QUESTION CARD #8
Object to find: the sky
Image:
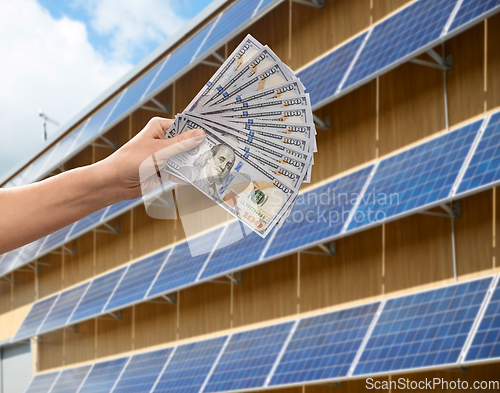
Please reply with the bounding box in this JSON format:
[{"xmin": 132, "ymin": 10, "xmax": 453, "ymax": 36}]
[{"xmin": 0, "ymin": 0, "xmax": 213, "ymax": 178}]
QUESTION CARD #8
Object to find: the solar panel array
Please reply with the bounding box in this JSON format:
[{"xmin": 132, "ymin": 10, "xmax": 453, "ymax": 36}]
[
  {"xmin": 26, "ymin": 276, "xmax": 500, "ymax": 392},
  {"xmin": 2, "ymin": 0, "xmax": 500, "ymax": 282},
  {"xmin": 13, "ymin": 109, "xmax": 500, "ymax": 341}
]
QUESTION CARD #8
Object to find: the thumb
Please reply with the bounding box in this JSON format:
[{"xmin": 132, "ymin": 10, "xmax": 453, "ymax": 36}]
[{"xmin": 154, "ymin": 128, "xmax": 206, "ymax": 167}]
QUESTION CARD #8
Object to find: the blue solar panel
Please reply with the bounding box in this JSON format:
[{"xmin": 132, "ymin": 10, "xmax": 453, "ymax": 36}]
[
  {"xmin": 146, "ymin": 20, "xmax": 214, "ymax": 96},
  {"xmin": 11, "ymin": 237, "xmax": 47, "ymax": 270},
  {"xmin": 255, "ymin": 0, "xmax": 280, "ymax": 13},
  {"xmin": 153, "ymin": 337, "xmax": 227, "ymax": 393},
  {"xmin": 353, "ymin": 277, "xmax": 492, "ymax": 376},
  {"xmin": 343, "ymin": 0, "xmax": 458, "ymax": 91},
  {"xmin": 147, "ymin": 230, "xmax": 222, "ymax": 297},
  {"xmin": 297, "ymin": 32, "xmax": 367, "ymax": 108},
  {"xmin": 348, "ymin": 121, "xmax": 481, "ymax": 232},
  {"xmin": 0, "ymin": 249, "xmax": 20, "ymax": 277},
  {"xmin": 103, "ymin": 63, "xmax": 163, "ymax": 129},
  {"xmin": 39, "ymin": 282, "xmax": 90, "ymax": 333},
  {"xmin": 197, "ymin": 0, "xmax": 261, "ymax": 57},
  {"xmin": 269, "ymin": 303, "xmax": 380, "ymax": 386},
  {"xmin": 203, "ymin": 322, "xmax": 294, "ymax": 392},
  {"xmin": 456, "ymin": 113, "xmax": 500, "ymax": 196},
  {"xmin": 103, "ymin": 197, "xmax": 140, "ymax": 220},
  {"xmin": 104, "ymin": 250, "xmax": 169, "ymax": 312},
  {"xmin": 24, "ymin": 371, "xmax": 60, "ymax": 393},
  {"xmin": 113, "ymin": 348, "xmax": 174, "ymax": 393},
  {"xmin": 13, "ymin": 294, "xmax": 59, "ymax": 341},
  {"xmin": 464, "ymin": 277, "xmax": 500, "ymax": 363},
  {"xmin": 448, "ymin": 0, "xmax": 500, "ymax": 33},
  {"xmin": 70, "ymin": 267, "xmax": 127, "ymax": 324},
  {"xmin": 38, "ymin": 224, "xmax": 75, "ymax": 254},
  {"xmin": 69, "ymin": 207, "xmax": 108, "ymax": 239},
  {"xmin": 50, "ymin": 365, "xmax": 92, "ymax": 393},
  {"xmin": 265, "ymin": 165, "xmax": 373, "ymax": 259},
  {"xmin": 78, "ymin": 358, "xmax": 129, "ymax": 393},
  {"xmin": 199, "ymin": 221, "xmax": 268, "ymax": 280}
]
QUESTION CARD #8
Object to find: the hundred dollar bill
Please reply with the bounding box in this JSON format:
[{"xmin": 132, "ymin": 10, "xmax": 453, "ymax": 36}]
[
  {"xmin": 164, "ymin": 119, "xmax": 299, "ymax": 237},
  {"xmin": 186, "ymin": 35, "xmax": 263, "ymax": 112}
]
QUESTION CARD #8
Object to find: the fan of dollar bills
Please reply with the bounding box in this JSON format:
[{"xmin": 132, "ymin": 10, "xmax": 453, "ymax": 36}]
[{"xmin": 164, "ymin": 35, "xmax": 316, "ymax": 238}]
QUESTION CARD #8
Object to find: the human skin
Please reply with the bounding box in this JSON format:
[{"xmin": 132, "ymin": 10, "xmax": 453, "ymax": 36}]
[{"xmin": 0, "ymin": 117, "xmax": 205, "ymax": 254}]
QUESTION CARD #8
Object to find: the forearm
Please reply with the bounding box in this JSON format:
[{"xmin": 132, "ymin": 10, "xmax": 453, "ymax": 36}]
[{"xmin": 0, "ymin": 161, "xmax": 121, "ymax": 254}]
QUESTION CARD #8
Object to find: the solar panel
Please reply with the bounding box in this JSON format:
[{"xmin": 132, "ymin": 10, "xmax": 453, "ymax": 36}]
[
  {"xmin": 265, "ymin": 165, "xmax": 374, "ymax": 260},
  {"xmin": 198, "ymin": 221, "xmax": 269, "ymax": 281},
  {"xmin": 147, "ymin": 229, "xmax": 222, "ymax": 297},
  {"xmin": 37, "ymin": 223, "xmax": 75, "ymax": 255},
  {"xmin": 297, "ymin": 32, "xmax": 367, "ymax": 108},
  {"xmin": 197, "ymin": 0, "xmax": 261, "ymax": 57},
  {"xmin": 145, "ymin": 20, "xmax": 215, "ymax": 96},
  {"xmin": 455, "ymin": 113, "xmax": 500, "ymax": 196},
  {"xmin": 13, "ymin": 294, "xmax": 59, "ymax": 341},
  {"xmin": 69, "ymin": 207, "xmax": 109, "ymax": 239},
  {"xmin": 254, "ymin": 0, "xmax": 280, "ymax": 14},
  {"xmin": 104, "ymin": 250, "xmax": 170, "ymax": 312},
  {"xmin": 0, "ymin": 249, "xmax": 20, "ymax": 277},
  {"xmin": 269, "ymin": 303, "xmax": 380, "ymax": 386},
  {"xmin": 347, "ymin": 120, "xmax": 482, "ymax": 232},
  {"xmin": 448, "ymin": 0, "xmax": 500, "ymax": 34},
  {"xmin": 103, "ymin": 197, "xmax": 141, "ymax": 220},
  {"xmin": 24, "ymin": 371, "xmax": 60, "ymax": 393},
  {"xmin": 50, "ymin": 365, "xmax": 92, "ymax": 393},
  {"xmin": 353, "ymin": 277, "xmax": 492, "ymax": 376},
  {"xmin": 464, "ymin": 276, "xmax": 500, "ymax": 363},
  {"xmin": 153, "ymin": 337, "xmax": 227, "ymax": 393},
  {"xmin": 112, "ymin": 348, "xmax": 174, "ymax": 393},
  {"xmin": 10, "ymin": 237, "xmax": 46, "ymax": 270},
  {"xmin": 78, "ymin": 358, "xmax": 129, "ymax": 393},
  {"xmin": 343, "ymin": 0, "xmax": 458, "ymax": 91},
  {"xmin": 39, "ymin": 282, "xmax": 90, "ymax": 334},
  {"xmin": 69, "ymin": 267, "xmax": 127, "ymax": 324},
  {"xmin": 203, "ymin": 322, "xmax": 294, "ymax": 392}
]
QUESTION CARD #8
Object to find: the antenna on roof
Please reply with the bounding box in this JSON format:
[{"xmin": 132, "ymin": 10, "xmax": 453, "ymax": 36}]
[{"xmin": 38, "ymin": 109, "xmax": 60, "ymax": 142}]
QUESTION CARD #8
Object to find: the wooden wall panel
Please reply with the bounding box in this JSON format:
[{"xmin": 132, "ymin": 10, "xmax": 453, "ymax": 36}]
[
  {"xmin": 96, "ymin": 308, "xmax": 133, "ymax": 359},
  {"xmin": 134, "ymin": 302, "xmax": 177, "ymax": 351},
  {"xmin": 300, "ymin": 226, "xmax": 383, "ymax": 313},
  {"xmin": 39, "ymin": 330, "xmax": 64, "ymax": 371},
  {"xmin": 310, "ymin": 81, "xmax": 376, "ymax": 184},
  {"xmin": 95, "ymin": 215, "xmax": 131, "ymax": 276},
  {"xmin": 445, "ymin": 23, "xmax": 485, "ymax": 127},
  {"xmin": 64, "ymin": 232, "xmax": 94, "ymax": 289},
  {"xmin": 385, "ymin": 214, "xmax": 453, "ymax": 294},
  {"xmin": 305, "ymin": 377, "xmax": 389, "ymax": 392},
  {"xmin": 38, "ymin": 253, "xmax": 63, "ymax": 299},
  {"xmin": 175, "ymin": 64, "xmax": 216, "ymax": 113},
  {"xmin": 378, "ymin": 61, "xmax": 445, "ymax": 156},
  {"xmin": 455, "ymin": 190, "xmax": 493, "ymax": 276},
  {"xmin": 487, "ymin": 13, "xmax": 500, "ymax": 110},
  {"xmin": 64, "ymin": 319, "xmax": 95, "ymax": 366},
  {"xmin": 11, "ymin": 270, "xmax": 35, "ymax": 310},
  {"xmin": 372, "ymin": 0, "xmax": 413, "ymax": 23},
  {"xmin": 233, "ymin": 255, "xmax": 297, "ymax": 328},
  {"xmin": 179, "ymin": 282, "xmax": 231, "ymax": 340},
  {"xmin": 0, "ymin": 280, "xmax": 11, "ymax": 314}
]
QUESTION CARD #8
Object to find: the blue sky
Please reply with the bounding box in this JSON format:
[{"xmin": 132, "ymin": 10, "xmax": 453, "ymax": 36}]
[{"xmin": 0, "ymin": 0, "xmax": 214, "ymax": 178}]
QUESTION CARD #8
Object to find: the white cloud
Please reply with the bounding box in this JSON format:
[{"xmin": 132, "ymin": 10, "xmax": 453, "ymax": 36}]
[
  {"xmin": 0, "ymin": 0, "xmax": 133, "ymax": 175},
  {"xmin": 77, "ymin": 0, "xmax": 187, "ymax": 62}
]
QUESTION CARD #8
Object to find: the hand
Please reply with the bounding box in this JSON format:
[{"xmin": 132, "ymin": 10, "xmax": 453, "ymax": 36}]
[{"xmin": 95, "ymin": 117, "xmax": 205, "ymax": 202}]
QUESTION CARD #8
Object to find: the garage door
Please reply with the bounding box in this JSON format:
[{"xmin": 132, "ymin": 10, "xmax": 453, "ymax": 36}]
[{"xmin": 1, "ymin": 343, "xmax": 31, "ymax": 393}]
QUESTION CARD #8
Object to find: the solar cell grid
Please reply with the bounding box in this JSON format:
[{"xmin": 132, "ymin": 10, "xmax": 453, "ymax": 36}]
[
  {"xmin": 347, "ymin": 120, "xmax": 482, "ymax": 232},
  {"xmin": 50, "ymin": 365, "xmax": 92, "ymax": 393},
  {"xmin": 13, "ymin": 294, "xmax": 59, "ymax": 341},
  {"xmin": 353, "ymin": 277, "xmax": 493, "ymax": 376},
  {"xmin": 456, "ymin": 113, "xmax": 500, "ymax": 196},
  {"xmin": 448, "ymin": 0, "xmax": 500, "ymax": 33},
  {"xmin": 78, "ymin": 358, "xmax": 129, "ymax": 393},
  {"xmin": 104, "ymin": 196, "xmax": 142, "ymax": 220},
  {"xmin": 269, "ymin": 303, "xmax": 380, "ymax": 386},
  {"xmin": 69, "ymin": 207, "xmax": 109, "ymax": 239},
  {"xmin": 70, "ymin": 267, "xmax": 127, "ymax": 324},
  {"xmin": 464, "ymin": 276, "xmax": 500, "ymax": 363},
  {"xmin": 112, "ymin": 348, "xmax": 174, "ymax": 393},
  {"xmin": 39, "ymin": 282, "xmax": 90, "ymax": 333},
  {"xmin": 0, "ymin": 249, "xmax": 21, "ymax": 277},
  {"xmin": 11, "ymin": 237, "xmax": 46, "ymax": 270},
  {"xmin": 343, "ymin": 0, "xmax": 458, "ymax": 91},
  {"xmin": 38, "ymin": 224, "xmax": 75, "ymax": 255},
  {"xmin": 24, "ymin": 372, "xmax": 60, "ymax": 393},
  {"xmin": 153, "ymin": 337, "xmax": 228, "ymax": 393},
  {"xmin": 104, "ymin": 249, "xmax": 169, "ymax": 312},
  {"xmin": 265, "ymin": 165, "xmax": 373, "ymax": 260},
  {"xmin": 203, "ymin": 322, "xmax": 294, "ymax": 392}
]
